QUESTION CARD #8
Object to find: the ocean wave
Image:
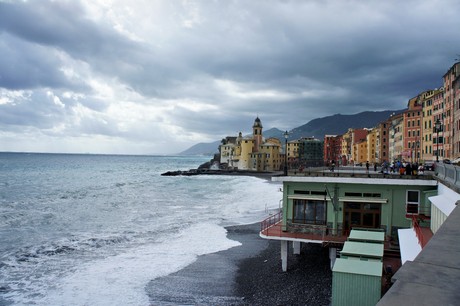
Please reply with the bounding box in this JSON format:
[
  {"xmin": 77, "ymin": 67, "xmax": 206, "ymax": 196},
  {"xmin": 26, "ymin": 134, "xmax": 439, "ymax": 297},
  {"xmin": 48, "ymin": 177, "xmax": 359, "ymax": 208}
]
[
  {"xmin": 2, "ymin": 234, "xmax": 133, "ymax": 268},
  {"xmin": 0, "ymin": 211, "xmax": 27, "ymax": 226}
]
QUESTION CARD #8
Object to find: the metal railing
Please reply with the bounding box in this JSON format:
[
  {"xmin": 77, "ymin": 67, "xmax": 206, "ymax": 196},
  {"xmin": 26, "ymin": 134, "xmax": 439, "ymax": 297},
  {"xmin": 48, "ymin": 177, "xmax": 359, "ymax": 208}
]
[
  {"xmin": 260, "ymin": 211, "xmax": 282, "ymax": 233},
  {"xmin": 260, "ymin": 214, "xmax": 348, "ymax": 243},
  {"xmin": 435, "ymin": 162, "xmax": 460, "ymax": 193},
  {"xmin": 411, "ymin": 215, "xmax": 425, "ymax": 248}
]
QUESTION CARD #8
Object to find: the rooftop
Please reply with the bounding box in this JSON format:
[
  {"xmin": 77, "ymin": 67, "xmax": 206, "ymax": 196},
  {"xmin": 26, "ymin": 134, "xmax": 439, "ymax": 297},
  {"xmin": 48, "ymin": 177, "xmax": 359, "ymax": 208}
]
[{"xmin": 273, "ymin": 166, "xmax": 437, "ymax": 186}]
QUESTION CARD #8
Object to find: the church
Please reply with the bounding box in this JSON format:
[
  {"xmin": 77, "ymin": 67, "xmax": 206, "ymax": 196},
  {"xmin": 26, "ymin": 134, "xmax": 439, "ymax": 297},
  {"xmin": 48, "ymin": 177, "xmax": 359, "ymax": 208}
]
[{"xmin": 219, "ymin": 117, "xmax": 283, "ymax": 172}]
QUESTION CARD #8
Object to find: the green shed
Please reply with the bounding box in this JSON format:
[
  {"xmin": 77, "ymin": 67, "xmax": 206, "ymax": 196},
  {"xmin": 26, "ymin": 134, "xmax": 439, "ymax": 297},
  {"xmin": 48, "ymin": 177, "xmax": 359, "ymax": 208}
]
[{"xmin": 332, "ymin": 258, "xmax": 383, "ymax": 306}]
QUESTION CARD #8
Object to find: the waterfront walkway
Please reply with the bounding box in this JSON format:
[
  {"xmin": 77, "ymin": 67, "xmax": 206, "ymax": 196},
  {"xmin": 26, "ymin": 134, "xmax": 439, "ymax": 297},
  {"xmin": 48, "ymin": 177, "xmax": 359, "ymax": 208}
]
[{"xmin": 378, "ymin": 203, "xmax": 460, "ymax": 305}]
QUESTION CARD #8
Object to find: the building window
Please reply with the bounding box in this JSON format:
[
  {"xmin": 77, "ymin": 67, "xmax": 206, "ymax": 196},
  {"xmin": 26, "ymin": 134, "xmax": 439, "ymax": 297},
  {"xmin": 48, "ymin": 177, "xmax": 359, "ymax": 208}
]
[
  {"xmin": 293, "ymin": 199, "xmax": 326, "ymax": 225},
  {"xmin": 406, "ymin": 190, "xmax": 420, "ymax": 214}
]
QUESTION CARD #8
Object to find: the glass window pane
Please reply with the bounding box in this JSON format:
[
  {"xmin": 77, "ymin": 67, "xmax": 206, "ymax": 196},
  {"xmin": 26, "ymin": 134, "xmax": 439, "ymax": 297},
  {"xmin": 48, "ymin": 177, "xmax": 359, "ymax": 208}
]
[
  {"xmin": 305, "ymin": 202, "xmax": 315, "ymax": 223},
  {"xmin": 407, "ymin": 203, "xmax": 419, "ymax": 214},
  {"xmin": 316, "ymin": 202, "xmax": 326, "ymax": 224},
  {"xmin": 407, "ymin": 191, "xmax": 419, "ymax": 203},
  {"xmin": 293, "ymin": 200, "xmax": 305, "ymax": 223}
]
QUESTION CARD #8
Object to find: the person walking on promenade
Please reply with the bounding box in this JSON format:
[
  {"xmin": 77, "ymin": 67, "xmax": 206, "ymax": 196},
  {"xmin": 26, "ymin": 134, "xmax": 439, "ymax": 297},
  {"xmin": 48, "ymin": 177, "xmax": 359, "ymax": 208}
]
[
  {"xmin": 366, "ymin": 161, "xmax": 370, "ymax": 173},
  {"xmin": 330, "ymin": 160, "xmax": 335, "ymax": 172},
  {"xmin": 399, "ymin": 163, "xmax": 405, "ymax": 175},
  {"xmin": 412, "ymin": 163, "xmax": 418, "ymax": 176},
  {"xmin": 405, "ymin": 162, "xmax": 412, "ymax": 175}
]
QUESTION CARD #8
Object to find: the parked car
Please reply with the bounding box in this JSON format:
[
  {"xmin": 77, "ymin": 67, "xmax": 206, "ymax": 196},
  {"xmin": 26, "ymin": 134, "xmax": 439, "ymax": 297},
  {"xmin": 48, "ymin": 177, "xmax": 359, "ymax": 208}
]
[
  {"xmin": 443, "ymin": 159, "xmax": 451, "ymax": 164},
  {"xmin": 424, "ymin": 163, "xmax": 435, "ymax": 171}
]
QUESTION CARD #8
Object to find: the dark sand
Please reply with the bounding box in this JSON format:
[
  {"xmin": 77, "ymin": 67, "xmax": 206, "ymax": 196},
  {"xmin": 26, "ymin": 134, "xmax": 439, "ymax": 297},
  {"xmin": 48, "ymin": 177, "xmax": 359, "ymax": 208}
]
[{"xmin": 147, "ymin": 223, "xmax": 332, "ymax": 305}]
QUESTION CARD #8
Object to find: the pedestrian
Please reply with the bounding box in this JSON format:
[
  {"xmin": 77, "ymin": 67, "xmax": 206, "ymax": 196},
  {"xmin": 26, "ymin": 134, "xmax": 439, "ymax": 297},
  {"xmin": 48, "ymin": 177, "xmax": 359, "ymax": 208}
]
[
  {"xmin": 399, "ymin": 164, "xmax": 405, "ymax": 175},
  {"xmin": 418, "ymin": 164, "xmax": 424, "ymax": 175},
  {"xmin": 366, "ymin": 161, "xmax": 370, "ymax": 173},
  {"xmin": 405, "ymin": 162, "xmax": 411, "ymax": 175}
]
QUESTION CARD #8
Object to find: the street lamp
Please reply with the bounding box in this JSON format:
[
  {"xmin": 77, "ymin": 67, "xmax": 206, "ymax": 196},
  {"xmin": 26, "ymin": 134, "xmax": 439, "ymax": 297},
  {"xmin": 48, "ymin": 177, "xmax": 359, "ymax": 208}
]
[
  {"xmin": 284, "ymin": 130, "xmax": 289, "ymax": 176},
  {"xmin": 435, "ymin": 118, "xmax": 441, "ymax": 162}
]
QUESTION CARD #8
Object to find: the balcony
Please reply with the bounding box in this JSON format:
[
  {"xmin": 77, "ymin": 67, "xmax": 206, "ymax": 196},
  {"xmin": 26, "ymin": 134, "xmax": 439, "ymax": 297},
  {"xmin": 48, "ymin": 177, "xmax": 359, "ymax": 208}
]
[{"xmin": 260, "ymin": 212, "xmax": 347, "ymax": 246}]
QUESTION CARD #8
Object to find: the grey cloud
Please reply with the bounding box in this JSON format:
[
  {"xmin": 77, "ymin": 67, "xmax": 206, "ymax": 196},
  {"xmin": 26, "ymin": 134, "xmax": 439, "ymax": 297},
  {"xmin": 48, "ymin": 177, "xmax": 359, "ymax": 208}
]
[
  {"xmin": 0, "ymin": 34, "xmax": 71, "ymax": 90},
  {"xmin": 1, "ymin": 0, "xmax": 460, "ymax": 154},
  {"xmin": 0, "ymin": 91, "xmax": 66, "ymax": 128}
]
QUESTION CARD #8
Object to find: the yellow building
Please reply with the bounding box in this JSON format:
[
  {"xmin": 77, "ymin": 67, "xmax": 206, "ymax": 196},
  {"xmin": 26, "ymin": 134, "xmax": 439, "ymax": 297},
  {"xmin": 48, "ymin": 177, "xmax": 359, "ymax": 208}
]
[
  {"xmin": 367, "ymin": 128, "xmax": 378, "ymax": 163},
  {"xmin": 353, "ymin": 139, "xmax": 368, "ymax": 164},
  {"xmin": 421, "ymin": 90, "xmax": 435, "ymax": 162},
  {"xmin": 219, "ymin": 117, "xmax": 282, "ymax": 171},
  {"xmin": 287, "ymin": 139, "xmax": 299, "ymax": 166}
]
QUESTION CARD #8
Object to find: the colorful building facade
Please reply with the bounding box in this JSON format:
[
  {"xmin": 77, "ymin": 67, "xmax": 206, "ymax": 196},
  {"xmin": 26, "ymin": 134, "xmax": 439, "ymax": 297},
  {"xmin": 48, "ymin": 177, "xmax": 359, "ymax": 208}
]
[{"xmin": 219, "ymin": 117, "xmax": 282, "ymax": 171}]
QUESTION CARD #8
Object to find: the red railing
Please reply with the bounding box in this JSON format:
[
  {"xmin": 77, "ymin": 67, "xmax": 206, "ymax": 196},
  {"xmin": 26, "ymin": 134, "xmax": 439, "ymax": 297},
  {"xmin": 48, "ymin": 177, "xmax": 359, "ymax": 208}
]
[
  {"xmin": 261, "ymin": 211, "xmax": 282, "ymax": 233},
  {"xmin": 411, "ymin": 215, "xmax": 425, "ymax": 248},
  {"xmin": 260, "ymin": 213, "xmax": 347, "ymax": 244}
]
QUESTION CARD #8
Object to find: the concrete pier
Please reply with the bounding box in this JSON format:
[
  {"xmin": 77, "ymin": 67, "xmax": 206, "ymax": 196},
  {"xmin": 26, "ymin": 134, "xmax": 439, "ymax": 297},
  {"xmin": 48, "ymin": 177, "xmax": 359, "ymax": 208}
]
[
  {"xmin": 329, "ymin": 247, "xmax": 337, "ymax": 269},
  {"xmin": 281, "ymin": 241, "xmax": 288, "ymax": 272},
  {"xmin": 293, "ymin": 241, "xmax": 301, "ymax": 255}
]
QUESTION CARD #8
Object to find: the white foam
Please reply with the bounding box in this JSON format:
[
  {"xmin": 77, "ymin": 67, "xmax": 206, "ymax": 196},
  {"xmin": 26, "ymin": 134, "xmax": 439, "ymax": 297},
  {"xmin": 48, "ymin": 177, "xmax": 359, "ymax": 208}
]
[
  {"xmin": 216, "ymin": 177, "xmax": 282, "ymax": 224},
  {"xmin": 34, "ymin": 223, "xmax": 241, "ymax": 306}
]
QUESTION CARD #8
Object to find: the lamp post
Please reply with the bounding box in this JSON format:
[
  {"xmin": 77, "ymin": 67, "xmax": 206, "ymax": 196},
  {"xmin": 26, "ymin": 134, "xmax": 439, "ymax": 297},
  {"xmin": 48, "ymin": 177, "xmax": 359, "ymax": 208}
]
[
  {"xmin": 435, "ymin": 119, "xmax": 441, "ymax": 162},
  {"xmin": 284, "ymin": 130, "xmax": 289, "ymax": 176}
]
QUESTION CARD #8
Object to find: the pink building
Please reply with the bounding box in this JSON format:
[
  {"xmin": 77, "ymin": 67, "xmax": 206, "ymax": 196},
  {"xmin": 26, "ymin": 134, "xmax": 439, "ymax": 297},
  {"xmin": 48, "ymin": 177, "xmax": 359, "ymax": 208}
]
[{"xmin": 446, "ymin": 62, "xmax": 460, "ymax": 160}]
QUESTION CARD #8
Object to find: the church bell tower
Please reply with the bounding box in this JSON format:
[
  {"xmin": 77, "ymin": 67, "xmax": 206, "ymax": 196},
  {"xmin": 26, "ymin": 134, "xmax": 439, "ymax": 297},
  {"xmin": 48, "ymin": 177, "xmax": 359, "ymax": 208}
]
[{"xmin": 252, "ymin": 117, "xmax": 263, "ymax": 152}]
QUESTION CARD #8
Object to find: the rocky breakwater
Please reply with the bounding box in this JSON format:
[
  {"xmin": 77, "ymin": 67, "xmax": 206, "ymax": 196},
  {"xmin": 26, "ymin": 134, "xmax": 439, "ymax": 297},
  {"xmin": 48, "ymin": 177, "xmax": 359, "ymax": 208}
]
[
  {"xmin": 161, "ymin": 156, "xmax": 282, "ymax": 178},
  {"xmin": 161, "ymin": 169, "xmax": 214, "ymax": 176},
  {"xmin": 161, "ymin": 169, "xmax": 279, "ymax": 177}
]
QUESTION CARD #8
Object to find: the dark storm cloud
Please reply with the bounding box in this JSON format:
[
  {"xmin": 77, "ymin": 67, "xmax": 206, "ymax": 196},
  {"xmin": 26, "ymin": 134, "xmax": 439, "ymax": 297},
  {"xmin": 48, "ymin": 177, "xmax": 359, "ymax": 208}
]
[
  {"xmin": 1, "ymin": 0, "xmax": 460, "ymax": 154},
  {"xmin": 0, "ymin": 1, "xmax": 149, "ymax": 92}
]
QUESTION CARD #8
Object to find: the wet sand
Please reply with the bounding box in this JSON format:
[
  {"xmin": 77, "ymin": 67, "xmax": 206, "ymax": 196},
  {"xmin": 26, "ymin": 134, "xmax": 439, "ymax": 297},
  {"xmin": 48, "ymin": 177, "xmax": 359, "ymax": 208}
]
[{"xmin": 147, "ymin": 223, "xmax": 331, "ymax": 305}]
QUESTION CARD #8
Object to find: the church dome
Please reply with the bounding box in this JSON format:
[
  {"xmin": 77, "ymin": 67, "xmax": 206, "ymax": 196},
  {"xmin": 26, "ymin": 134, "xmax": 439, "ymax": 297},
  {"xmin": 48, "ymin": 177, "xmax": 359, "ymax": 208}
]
[{"xmin": 253, "ymin": 116, "xmax": 263, "ymax": 128}]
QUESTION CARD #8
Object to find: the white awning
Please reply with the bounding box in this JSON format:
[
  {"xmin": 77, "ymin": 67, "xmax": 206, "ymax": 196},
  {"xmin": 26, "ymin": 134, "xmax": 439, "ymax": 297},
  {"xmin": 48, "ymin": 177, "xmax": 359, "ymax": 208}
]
[
  {"xmin": 398, "ymin": 228, "xmax": 422, "ymax": 265},
  {"xmin": 288, "ymin": 195, "xmax": 326, "ymax": 201},
  {"xmin": 338, "ymin": 197, "xmax": 388, "ymax": 204}
]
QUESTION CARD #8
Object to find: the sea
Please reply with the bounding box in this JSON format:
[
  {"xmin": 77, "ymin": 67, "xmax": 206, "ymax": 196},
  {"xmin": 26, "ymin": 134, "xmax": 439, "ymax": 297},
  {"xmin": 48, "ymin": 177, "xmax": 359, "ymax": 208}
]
[{"xmin": 0, "ymin": 153, "xmax": 282, "ymax": 306}]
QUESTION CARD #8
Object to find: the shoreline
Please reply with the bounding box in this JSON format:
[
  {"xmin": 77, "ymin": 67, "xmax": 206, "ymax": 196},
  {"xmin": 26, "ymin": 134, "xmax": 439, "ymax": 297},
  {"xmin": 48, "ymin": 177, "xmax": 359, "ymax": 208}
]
[{"xmin": 146, "ymin": 223, "xmax": 331, "ymax": 305}]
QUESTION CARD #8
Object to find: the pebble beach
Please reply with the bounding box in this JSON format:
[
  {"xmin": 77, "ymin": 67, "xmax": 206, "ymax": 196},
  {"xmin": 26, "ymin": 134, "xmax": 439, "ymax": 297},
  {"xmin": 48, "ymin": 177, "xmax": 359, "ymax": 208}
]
[{"xmin": 147, "ymin": 223, "xmax": 332, "ymax": 305}]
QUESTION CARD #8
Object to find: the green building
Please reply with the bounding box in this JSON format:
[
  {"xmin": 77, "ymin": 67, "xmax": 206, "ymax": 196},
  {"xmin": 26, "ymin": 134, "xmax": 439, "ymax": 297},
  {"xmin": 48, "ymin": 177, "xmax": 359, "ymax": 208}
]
[
  {"xmin": 298, "ymin": 137, "xmax": 324, "ymax": 167},
  {"xmin": 261, "ymin": 174, "xmax": 437, "ymax": 271},
  {"xmin": 260, "ymin": 163, "xmax": 460, "ymax": 305}
]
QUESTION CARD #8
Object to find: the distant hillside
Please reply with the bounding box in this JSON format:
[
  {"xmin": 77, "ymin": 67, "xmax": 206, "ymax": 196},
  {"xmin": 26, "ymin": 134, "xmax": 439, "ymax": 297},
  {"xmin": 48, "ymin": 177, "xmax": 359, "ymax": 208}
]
[
  {"xmin": 260, "ymin": 127, "xmax": 285, "ymax": 139},
  {"xmin": 179, "ymin": 110, "xmax": 403, "ymax": 155},
  {"xmin": 178, "ymin": 128, "xmax": 285, "ymax": 156},
  {"xmin": 289, "ymin": 110, "xmax": 403, "ymax": 140},
  {"xmin": 178, "ymin": 140, "xmax": 220, "ymax": 156}
]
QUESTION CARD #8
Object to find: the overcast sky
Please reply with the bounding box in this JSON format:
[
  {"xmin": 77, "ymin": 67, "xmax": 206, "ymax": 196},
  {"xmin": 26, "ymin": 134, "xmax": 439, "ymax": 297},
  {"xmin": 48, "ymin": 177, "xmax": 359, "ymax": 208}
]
[{"xmin": 1, "ymin": 0, "xmax": 460, "ymax": 155}]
